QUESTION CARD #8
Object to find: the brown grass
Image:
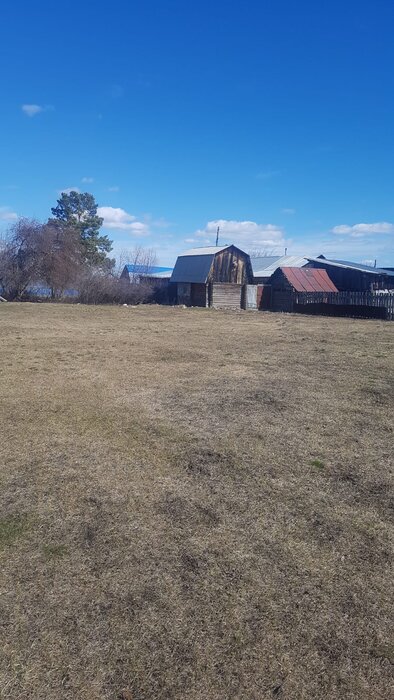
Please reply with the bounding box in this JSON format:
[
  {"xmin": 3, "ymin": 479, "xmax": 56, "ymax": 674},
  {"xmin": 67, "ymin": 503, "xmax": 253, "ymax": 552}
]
[{"xmin": 0, "ymin": 303, "xmax": 393, "ymax": 699}]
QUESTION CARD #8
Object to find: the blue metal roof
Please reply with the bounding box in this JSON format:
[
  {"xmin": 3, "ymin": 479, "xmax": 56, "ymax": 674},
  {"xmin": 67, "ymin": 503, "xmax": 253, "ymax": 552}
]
[{"xmin": 125, "ymin": 264, "xmax": 173, "ymax": 274}]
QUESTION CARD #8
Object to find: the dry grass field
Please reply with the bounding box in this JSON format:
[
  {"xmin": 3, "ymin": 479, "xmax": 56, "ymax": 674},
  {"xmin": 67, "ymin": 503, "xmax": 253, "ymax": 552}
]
[{"xmin": 0, "ymin": 303, "xmax": 393, "ymax": 700}]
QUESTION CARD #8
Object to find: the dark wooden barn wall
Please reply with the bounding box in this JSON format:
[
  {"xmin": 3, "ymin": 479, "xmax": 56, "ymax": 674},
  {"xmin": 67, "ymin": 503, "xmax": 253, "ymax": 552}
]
[
  {"xmin": 209, "ymin": 247, "xmax": 252, "ymax": 284},
  {"xmin": 176, "ymin": 283, "xmax": 191, "ymax": 305},
  {"xmin": 190, "ymin": 283, "xmax": 207, "ymax": 307},
  {"xmin": 306, "ymin": 262, "xmax": 394, "ymax": 291}
]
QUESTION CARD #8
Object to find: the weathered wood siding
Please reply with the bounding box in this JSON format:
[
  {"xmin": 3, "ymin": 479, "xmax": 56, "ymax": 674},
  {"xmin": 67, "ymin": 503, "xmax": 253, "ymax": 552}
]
[
  {"xmin": 306, "ymin": 261, "xmax": 394, "ymax": 291},
  {"xmin": 258, "ymin": 284, "xmax": 272, "ymax": 309},
  {"xmin": 209, "ymin": 247, "xmax": 252, "ymax": 284},
  {"xmin": 211, "ymin": 284, "xmax": 242, "ymax": 309}
]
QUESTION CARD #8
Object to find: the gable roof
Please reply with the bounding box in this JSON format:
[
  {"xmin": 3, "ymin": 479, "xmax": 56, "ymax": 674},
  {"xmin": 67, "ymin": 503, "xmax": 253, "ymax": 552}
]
[
  {"xmin": 171, "ymin": 244, "xmax": 248, "ymax": 283},
  {"xmin": 178, "ymin": 245, "xmax": 229, "ymax": 257},
  {"xmin": 307, "ymin": 257, "xmax": 392, "ymax": 276},
  {"xmin": 280, "ymin": 267, "xmax": 338, "ymax": 293},
  {"xmin": 252, "ymin": 255, "xmax": 310, "ymax": 277},
  {"xmin": 171, "ymin": 254, "xmax": 216, "ymax": 283}
]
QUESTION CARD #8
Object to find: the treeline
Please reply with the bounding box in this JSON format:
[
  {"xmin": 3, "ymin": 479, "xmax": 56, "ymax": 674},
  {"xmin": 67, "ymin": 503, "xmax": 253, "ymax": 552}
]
[{"xmin": 0, "ymin": 191, "xmax": 158, "ymax": 304}]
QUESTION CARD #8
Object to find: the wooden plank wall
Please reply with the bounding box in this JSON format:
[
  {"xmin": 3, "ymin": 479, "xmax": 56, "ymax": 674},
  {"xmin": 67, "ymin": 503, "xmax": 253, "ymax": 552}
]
[
  {"xmin": 294, "ymin": 291, "xmax": 394, "ymax": 320},
  {"xmin": 211, "ymin": 284, "xmax": 242, "ymax": 309}
]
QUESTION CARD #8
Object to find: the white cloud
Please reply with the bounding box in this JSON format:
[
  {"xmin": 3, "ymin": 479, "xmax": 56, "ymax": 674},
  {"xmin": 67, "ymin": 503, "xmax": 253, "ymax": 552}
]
[
  {"xmin": 21, "ymin": 104, "xmax": 54, "ymax": 117},
  {"xmin": 57, "ymin": 187, "xmax": 80, "ymax": 195},
  {"xmin": 97, "ymin": 206, "xmax": 149, "ymax": 234},
  {"xmin": 193, "ymin": 219, "xmax": 285, "ymax": 251},
  {"xmin": 108, "ymin": 186, "xmax": 120, "ymax": 192},
  {"xmin": 22, "ymin": 104, "xmax": 43, "ymax": 117},
  {"xmin": 81, "ymin": 177, "xmax": 94, "ymax": 184},
  {"xmin": 0, "ymin": 207, "xmax": 18, "ymax": 221},
  {"xmin": 331, "ymin": 222, "xmax": 394, "ymax": 237},
  {"xmin": 282, "ymin": 208, "xmax": 296, "ymax": 215}
]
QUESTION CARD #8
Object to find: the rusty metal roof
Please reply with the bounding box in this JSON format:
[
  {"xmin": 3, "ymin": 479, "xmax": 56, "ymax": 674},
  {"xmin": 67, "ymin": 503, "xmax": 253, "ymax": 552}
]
[{"xmin": 281, "ymin": 267, "xmax": 338, "ymax": 292}]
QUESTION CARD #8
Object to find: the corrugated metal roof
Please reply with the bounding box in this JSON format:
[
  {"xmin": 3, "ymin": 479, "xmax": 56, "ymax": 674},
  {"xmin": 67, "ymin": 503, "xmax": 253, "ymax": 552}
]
[
  {"xmin": 281, "ymin": 267, "xmax": 338, "ymax": 292},
  {"xmin": 307, "ymin": 257, "xmax": 392, "ymax": 275},
  {"xmin": 179, "ymin": 245, "xmax": 229, "ymax": 257},
  {"xmin": 171, "ymin": 254, "xmax": 215, "ymax": 283},
  {"xmin": 253, "ymin": 255, "xmax": 309, "ymax": 277},
  {"xmin": 125, "ymin": 265, "xmax": 173, "ymax": 274},
  {"xmin": 146, "ymin": 269, "xmax": 173, "ymax": 279},
  {"xmin": 250, "ymin": 256, "xmax": 281, "ymax": 274}
]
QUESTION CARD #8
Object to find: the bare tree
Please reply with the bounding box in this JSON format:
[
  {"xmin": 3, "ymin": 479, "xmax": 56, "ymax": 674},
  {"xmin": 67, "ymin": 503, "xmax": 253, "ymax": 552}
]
[
  {"xmin": 0, "ymin": 219, "xmax": 43, "ymax": 300},
  {"xmin": 0, "ymin": 219, "xmax": 85, "ymax": 300},
  {"xmin": 248, "ymin": 248, "xmax": 279, "ymax": 258},
  {"xmin": 118, "ymin": 246, "xmax": 157, "ymax": 281}
]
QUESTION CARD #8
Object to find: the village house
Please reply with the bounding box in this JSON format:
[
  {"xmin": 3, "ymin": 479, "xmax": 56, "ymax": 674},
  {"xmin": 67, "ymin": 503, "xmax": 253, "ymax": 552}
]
[
  {"xmin": 269, "ymin": 266, "xmax": 338, "ymax": 311},
  {"xmin": 306, "ymin": 256, "xmax": 394, "ymax": 291},
  {"xmin": 170, "ymin": 245, "xmax": 254, "ymax": 309},
  {"xmin": 251, "ymin": 255, "xmax": 311, "ymax": 283}
]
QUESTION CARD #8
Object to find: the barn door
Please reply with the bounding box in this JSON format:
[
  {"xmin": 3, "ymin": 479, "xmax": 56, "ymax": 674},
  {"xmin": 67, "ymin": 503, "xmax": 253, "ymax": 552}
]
[{"xmin": 244, "ymin": 285, "xmax": 258, "ymax": 309}]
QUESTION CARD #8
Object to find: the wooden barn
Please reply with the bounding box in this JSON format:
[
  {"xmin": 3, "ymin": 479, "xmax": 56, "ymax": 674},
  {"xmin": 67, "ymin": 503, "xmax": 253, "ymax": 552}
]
[
  {"xmin": 170, "ymin": 245, "xmax": 254, "ymax": 309},
  {"xmin": 306, "ymin": 257, "xmax": 394, "ymax": 291},
  {"xmin": 270, "ymin": 267, "xmax": 338, "ymax": 311}
]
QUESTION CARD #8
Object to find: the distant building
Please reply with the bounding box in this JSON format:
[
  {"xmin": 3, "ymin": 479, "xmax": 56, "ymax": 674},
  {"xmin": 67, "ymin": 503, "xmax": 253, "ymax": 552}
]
[
  {"xmin": 120, "ymin": 264, "xmax": 173, "ymax": 282},
  {"xmin": 269, "ymin": 267, "xmax": 338, "ymax": 311},
  {"xmin": 170, "ymin": 245, "xmax": 254, "ymax": 308},
  {"xmin": 251, "ymin": 255, "xmax": 312, "ymax": 283},
  {"xmin": 306, "ymin": 256, "xmax": 394, "ymax": 291}
]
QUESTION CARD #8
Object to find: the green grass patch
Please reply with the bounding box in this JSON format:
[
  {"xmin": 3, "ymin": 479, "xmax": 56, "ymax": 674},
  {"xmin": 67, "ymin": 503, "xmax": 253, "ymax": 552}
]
[
  {"xmin": 42, "ymin": 544, "xmax": 68, "ymax": 559},
  {"xmin": 0, "ymin": 514, "xmax": 30, "ymax": 548},
  {"xmin": 310, "ymin": 459, "xmax": 325, "ymax": 470}
]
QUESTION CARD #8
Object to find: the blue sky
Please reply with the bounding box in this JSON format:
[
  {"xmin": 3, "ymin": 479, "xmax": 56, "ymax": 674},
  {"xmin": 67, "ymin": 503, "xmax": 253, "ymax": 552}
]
[{"xmin": 1, "ymin": 0, "xmax": 394, "ymax": 266}]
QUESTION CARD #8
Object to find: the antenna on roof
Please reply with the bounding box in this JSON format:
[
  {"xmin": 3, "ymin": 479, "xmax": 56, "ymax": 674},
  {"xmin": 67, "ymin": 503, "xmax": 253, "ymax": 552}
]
[{"xmin": 215, "ymin": 226, "xmax": 220, "ymax": 246}]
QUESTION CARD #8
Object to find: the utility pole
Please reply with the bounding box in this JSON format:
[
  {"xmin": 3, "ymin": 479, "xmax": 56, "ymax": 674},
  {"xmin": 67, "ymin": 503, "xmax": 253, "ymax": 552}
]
[{"xmin": 215, "ymin": 226, "xmax": 220, "ymax": 246}]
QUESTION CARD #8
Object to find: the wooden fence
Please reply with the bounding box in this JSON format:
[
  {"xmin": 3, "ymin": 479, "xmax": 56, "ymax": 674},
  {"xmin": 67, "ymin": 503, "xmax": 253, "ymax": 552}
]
[{"xmin": 293, "ymin": 291, "xmax": 394, "ymax": 321}]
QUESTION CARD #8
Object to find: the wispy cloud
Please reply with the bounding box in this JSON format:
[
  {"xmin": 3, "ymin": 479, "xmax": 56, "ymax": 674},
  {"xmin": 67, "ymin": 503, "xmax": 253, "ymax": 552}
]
[
  {"xmin": 282, "ymin": 208, "xmax": 296, "ymax": 215},
  {"xmin": 57, "ymin": 187, "xmax": 80, "ymax": 195},
  {"xmin": 0, "ymin": 207, "xmax": 18, "ymax": 221},
  {"xmin": 193, "ymin": 219, "xmax": 285, "ymax": 251},
  {"xmin": 108, "ymin": 186, "xmax": 120, "ymax": 192},
  {"xmin": 331, "ymin": 222, "xmax": 394, "ymax": 237},
  {"xmin": 98, "ymin": 206, "xmax": 149, "ymax": 234},
  {"xmin": 22, "ymin": 104, "xmax": 43, "ymax": 117},
  {"xmin": 81, "ymin": 177, "xmax": 94, "ymax": 184},
  {"xmin": 21, "ymin": 104, "xmax": 53, "ymax": 117}
]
